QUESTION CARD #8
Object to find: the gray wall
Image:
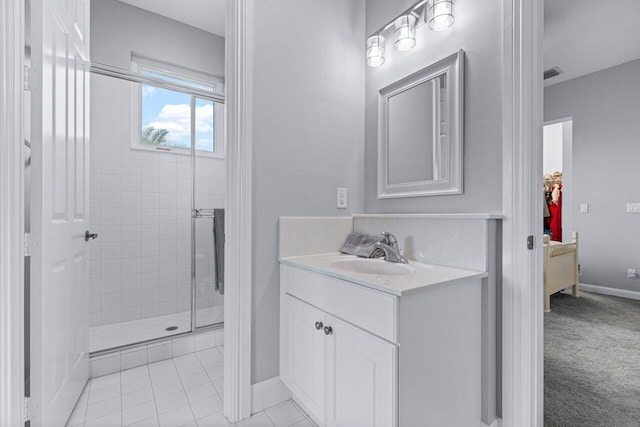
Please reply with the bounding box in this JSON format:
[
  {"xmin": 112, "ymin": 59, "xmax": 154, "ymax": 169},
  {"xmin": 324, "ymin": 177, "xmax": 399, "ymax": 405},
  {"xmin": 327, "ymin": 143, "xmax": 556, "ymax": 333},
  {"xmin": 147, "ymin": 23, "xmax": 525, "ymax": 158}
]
[
  {"xmin": 91, "ymin": 0, "xmax": 224, "ymax": 77},
  {"xmin": 545, "ymin": 59, "xmax": 640, "ymax": 293},
  {"xmin": 364, "ymin": 0, "xmax": 503, "ymax": 213},
  {"xmin": 250, "ymin": 0, "xmax": 365, "ymax": 383}
]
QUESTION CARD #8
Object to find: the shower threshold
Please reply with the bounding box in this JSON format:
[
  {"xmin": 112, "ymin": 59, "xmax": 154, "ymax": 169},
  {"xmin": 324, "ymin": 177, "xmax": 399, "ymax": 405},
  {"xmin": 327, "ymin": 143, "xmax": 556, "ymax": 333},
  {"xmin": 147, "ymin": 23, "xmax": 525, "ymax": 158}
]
[{"xmin": 90, "ymin": 305, "xmax": 223, "ymax": 353}]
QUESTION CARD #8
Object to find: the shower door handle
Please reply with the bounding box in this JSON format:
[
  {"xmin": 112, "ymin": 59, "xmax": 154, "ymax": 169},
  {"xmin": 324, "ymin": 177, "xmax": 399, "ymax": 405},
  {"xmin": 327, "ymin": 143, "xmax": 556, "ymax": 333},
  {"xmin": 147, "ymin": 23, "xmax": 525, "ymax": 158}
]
[{"xmin": 85, "ymin": 230, "xmax": 98, "ymax": 241}]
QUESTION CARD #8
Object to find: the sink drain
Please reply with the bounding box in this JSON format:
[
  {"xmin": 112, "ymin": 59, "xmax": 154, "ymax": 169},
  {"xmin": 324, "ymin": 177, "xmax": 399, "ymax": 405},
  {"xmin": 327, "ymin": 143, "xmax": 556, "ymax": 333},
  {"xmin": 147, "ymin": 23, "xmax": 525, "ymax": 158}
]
[{"xmin": 165, "ymin": 326, "xmax": 178, "ymax": 331}]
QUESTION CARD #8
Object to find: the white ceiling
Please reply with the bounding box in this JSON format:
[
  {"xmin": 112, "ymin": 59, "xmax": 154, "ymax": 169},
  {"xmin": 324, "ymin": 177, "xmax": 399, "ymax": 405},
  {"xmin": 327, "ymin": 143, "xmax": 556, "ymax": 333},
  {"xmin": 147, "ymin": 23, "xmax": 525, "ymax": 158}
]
[
  {"xmin": 544, "ymin": 0, "xmax": 640, "ymax": 86},
  {"xmin": 118, "ymin": 0, "xmax": 226, "ymax": 37}
]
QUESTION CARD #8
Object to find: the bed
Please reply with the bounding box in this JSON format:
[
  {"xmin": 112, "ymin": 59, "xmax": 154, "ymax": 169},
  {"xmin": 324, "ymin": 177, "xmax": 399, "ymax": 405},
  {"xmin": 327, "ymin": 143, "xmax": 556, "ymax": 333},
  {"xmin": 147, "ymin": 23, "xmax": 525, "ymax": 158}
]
[{"xmin": 543, "ymin": 232, "xmax": 579, "ymax": 312}]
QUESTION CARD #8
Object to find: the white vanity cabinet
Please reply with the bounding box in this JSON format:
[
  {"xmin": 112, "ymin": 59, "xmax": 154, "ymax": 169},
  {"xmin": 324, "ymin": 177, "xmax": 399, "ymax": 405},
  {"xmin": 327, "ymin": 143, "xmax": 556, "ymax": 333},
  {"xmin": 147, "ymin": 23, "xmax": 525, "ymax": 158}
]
[
  {"xmin": 280, "ymin": 259, "xmax": 483, "ymax": 427},
  {"xmin": 281, "ymin": 293, "xmax": 397, "ymax": 427}
]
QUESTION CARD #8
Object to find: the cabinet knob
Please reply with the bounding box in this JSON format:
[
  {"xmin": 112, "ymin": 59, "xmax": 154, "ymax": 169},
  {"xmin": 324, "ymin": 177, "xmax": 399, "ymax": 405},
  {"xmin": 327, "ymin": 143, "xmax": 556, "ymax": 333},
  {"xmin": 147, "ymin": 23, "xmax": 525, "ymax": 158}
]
[
  {"xmin": 315, "ymin": 321, "xmax": 323, "ymax": 330},
  {"xmin": 324, "ymin": 326, "xmax": 333, "ymax": 335}
]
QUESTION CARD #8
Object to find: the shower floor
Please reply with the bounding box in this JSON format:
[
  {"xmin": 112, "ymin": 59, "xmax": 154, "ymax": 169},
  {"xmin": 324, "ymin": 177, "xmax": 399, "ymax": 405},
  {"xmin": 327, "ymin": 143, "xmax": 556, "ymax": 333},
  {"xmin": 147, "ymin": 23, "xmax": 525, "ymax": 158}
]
[{"xmin": 90, "ymin": 305, "xmax": 224, "ymax": 353}]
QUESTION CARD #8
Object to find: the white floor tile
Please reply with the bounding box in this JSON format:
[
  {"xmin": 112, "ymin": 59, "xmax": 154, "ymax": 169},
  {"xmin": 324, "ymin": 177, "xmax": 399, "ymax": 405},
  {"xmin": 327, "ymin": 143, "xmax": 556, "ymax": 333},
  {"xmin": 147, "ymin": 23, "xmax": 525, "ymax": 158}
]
[
  {"xmin": 122, "ymin": 375, "xmax": 153, "ymax": 395},
  {"xmin": 89, "ymin": 382, "xmax": 121, "ymax": 404},
  {"xmin": 205, "ymin": 364, "xmax": 224, "ymax": 381},
  {"xmin": 84, "ymin": 411, "xmax": 123, "ymax": 427},
  {"xmin": 190, "ymin": 394, "xmax": 223, "ymax": 420},
  {"xmin": 212, "ymin": 378, "xmax": 224, "ymax": 396},
  {"xmin": 69, "ymin": 353, "xmax": 310, "ymax": 427},
  {"xmin": 129, "ymin": 416, "xmax": 161, "ymax": 427},
  {"xmin": 85, "ymin": 395, "xmax": 122, "ymax": 422},
  {"xmin": 158, "ymin": 405, "xmax": 195, "ymax": 427},
  {"xmin": 264, "ymin": 402, "xmax": 305, "ymax": 427},
  {"xmin": 155, "ymin": 389, "xmax": 190, "ymax": 415},
  {"xmin": 66, "ymin": 403, "xmax": 87, "ymax": 426},
  {"xmin": 152, "ymin": 378, "xmax": 184, "ymax": 398},
  {"xmin": 123, "ymin": 400, "xmax": 157, "ymax": 426},
  {"xmin": 122, "ymin": 387, "xmax": 155, "ymax": 409},
  {"xmin": 185, "ymin": 382, "xmax": 217, "ymax": 405},
  {"xmin": 196, "ymin": 412, "xmax": 236, "ymax": 427},
  {"xmin": 236, "ymin": 413, "xmax": 274, "ymax": 427},
  {"xmin": 90, "ymin": 372, "xmax": 121, "ymax": 390},
  {"xmin": 291, "ymin": 419, "xmax": 315, "ymax": 427},
  {"xmin": 173, "ymin": 353, "xmax": 199, "ymax": 367},
  {"xmin": 180, "ymin": 370, "xmax": 210, "ymax": 389},
  {"xmin": 121, "ymin": 365, "xmax": 150, "ymax": 383}
]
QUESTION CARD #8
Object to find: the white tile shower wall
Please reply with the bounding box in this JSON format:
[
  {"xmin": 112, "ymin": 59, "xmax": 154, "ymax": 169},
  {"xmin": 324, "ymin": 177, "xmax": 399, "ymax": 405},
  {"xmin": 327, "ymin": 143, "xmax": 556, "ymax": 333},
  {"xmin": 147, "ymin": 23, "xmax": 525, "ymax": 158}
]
[{"xmin": 89, "ymin": 74, "xmax": 225, "ymax": 327}]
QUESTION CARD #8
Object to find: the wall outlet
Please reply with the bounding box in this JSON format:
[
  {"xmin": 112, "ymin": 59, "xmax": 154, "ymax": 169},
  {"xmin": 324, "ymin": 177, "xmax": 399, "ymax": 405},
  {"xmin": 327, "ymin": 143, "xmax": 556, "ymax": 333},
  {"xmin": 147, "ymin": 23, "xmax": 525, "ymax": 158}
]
[
  {"xmin": 626, "ymin": 203, "xmax": 640, "ymax": 213},
  {"xmin": 336, "ymin": 188, "xmax": 347, "ymax": 209},
  {"xmin": 580, "ymin": 203, "xmax": 589, "ymax": 213},
  {"xmin": 627, "ymin": 269, "xmax": 637, "ymax": 279}
]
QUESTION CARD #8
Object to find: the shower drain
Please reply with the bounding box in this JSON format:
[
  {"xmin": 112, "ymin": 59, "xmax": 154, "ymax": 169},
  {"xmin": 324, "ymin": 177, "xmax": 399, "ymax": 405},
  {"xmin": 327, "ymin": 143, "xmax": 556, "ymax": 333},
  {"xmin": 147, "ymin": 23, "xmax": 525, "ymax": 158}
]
[{"xmin": 165, "ymin": 326, "xmax": 178, "ymax": 331}]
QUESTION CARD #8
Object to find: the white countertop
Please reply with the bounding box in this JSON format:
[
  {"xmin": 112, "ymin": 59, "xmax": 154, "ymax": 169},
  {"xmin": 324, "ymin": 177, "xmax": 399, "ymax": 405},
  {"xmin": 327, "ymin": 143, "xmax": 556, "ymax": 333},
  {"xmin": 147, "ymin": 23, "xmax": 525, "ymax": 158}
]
[{"xmin": 279, "ymin": 253, "xmax": 488, "ymax": 296}]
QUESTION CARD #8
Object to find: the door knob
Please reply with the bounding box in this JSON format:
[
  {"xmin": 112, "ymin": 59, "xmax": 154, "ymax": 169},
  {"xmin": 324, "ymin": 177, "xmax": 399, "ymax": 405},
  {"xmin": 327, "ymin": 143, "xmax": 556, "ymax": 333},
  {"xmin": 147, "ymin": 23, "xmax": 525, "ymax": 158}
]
[
  {"xmin": 85, "ymin": 230, "xmax": 98, "ymax": 241},
  {"xmin": 324, "ymin": 326, "xmax": 333, "ymax": 335},
  {"xmin": 315, "ymin": 321, "xmax": 323, "ymax": 330}
]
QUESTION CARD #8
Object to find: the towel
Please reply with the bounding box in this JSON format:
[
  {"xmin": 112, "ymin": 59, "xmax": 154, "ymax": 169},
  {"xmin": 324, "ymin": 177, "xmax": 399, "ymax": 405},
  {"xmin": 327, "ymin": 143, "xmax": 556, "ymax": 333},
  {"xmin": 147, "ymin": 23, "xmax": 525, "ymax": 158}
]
[
  {"xmin": 340, "ymin": 233, "xmax": 386, "ymax": 258},
  {"xmin": 213, "ymin": 209, "xmax": 225, "ymax": 295}
]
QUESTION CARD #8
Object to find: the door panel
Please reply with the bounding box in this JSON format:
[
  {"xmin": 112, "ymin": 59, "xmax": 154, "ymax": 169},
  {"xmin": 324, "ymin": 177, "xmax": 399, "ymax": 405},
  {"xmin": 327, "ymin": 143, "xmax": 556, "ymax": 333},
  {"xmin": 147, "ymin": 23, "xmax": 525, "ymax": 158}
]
[
  {"xmin": 281, "ymin": 295, "xmax": 325, "ymax": 423},
  {"xmin": 31, "ymin": 0, "xmax": 90, "ymax": 425},
  {"xmin": 325, "ymin": 315, "xmax": 397, "ymax": 427}
]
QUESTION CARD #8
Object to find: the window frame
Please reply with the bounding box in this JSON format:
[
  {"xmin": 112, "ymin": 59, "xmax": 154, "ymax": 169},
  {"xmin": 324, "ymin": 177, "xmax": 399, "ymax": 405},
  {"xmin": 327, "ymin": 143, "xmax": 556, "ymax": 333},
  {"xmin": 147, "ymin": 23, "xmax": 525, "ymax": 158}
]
[{"xmin": 130, "ymin": 57, "xmax": 225, "ymax": 158}]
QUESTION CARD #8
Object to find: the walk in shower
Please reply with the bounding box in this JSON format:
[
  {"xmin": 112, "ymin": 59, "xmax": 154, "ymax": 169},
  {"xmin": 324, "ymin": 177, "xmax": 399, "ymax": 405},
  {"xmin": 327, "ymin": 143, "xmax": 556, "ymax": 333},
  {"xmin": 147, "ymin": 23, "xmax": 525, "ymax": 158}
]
[{"xmin": 88, "ymin": 62, "xmax": 225, "ymax": 353}]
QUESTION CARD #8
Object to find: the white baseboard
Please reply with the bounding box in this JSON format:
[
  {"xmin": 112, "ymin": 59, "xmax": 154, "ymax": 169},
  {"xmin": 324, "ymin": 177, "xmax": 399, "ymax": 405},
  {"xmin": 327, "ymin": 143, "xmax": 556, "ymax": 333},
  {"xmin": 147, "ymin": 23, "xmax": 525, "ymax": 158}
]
[
  {"xmin": 251, "ymin": 376, "xmax": 292, "ymax": 414},
  {"xmin": 573, "ymin": 283, "xmax": 640, "ymax": 301}
]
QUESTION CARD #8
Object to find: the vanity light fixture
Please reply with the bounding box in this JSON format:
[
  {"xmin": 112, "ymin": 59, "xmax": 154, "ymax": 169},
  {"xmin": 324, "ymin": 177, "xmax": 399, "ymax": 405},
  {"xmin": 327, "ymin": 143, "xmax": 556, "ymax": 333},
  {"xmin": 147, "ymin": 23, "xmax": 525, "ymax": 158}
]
[
  {"xmin": 394, "ymin": 15, "xmax": 417, "ymax": 51},
  {"xmin": 366, "ymin": 0, "xmax": 455, "ymax": 67},
  {"xmin": 366, "ymin": 35, "xmax": 386, "ymax": 67},
  {"xmin": 428, "ymin": 0, "xmax": 454, "ymax": 31}
]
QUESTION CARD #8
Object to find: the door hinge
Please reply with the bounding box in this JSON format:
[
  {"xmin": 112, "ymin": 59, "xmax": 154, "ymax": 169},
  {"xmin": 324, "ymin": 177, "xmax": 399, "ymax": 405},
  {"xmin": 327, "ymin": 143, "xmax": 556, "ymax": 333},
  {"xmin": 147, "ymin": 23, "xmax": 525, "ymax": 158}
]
[
  {"xmin": 24, "ymin": 396, "xmax": 35, "ymax": 422},
  {"xmin": 527, "ymin": 235, "xmax": 534, "ymax": 250},
  {"xmin": 24, "ymin": 65, "xmax": 31, "ymax": 91},
  {"xmin": 24, "ymin": 233, "xmax": 38, "ymax": 257}
]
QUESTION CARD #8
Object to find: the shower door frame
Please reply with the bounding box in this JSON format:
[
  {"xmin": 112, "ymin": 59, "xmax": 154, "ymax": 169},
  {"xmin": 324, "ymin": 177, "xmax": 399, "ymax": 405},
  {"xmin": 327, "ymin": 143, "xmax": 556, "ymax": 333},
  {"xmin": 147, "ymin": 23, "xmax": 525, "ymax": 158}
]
[{"xmin": 88, "ymin": 63, "xmax": 226, "ymax": 355}]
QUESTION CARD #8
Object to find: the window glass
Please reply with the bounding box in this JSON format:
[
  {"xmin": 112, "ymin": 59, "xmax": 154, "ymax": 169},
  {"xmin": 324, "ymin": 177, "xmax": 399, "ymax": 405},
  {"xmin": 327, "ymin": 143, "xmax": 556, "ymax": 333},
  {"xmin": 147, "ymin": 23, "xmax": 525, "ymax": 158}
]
[
  {"xmin": 195, "ymin": 98, "xmax": 215, "ymax": 152},
  {"xmin": 141, "ymin": 84, "xmax": 192, "ymax": 149}
]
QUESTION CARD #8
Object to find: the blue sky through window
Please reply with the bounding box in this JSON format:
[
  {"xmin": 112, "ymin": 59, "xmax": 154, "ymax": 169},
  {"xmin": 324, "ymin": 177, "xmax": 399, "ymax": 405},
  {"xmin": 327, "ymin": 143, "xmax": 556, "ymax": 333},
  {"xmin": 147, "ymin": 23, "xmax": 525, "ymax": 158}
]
[{"xmin": 141, "ymin": 85, "xmax": 215, "ymax": 152}]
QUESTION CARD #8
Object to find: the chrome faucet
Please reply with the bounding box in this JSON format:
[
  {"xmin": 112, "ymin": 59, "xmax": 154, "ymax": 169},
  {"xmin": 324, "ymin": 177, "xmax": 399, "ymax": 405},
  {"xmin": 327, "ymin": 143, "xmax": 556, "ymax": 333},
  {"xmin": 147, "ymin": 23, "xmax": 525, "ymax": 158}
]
[{"xmin": 375, "ymin": 232, "xmax": 409, "ymax": 264}]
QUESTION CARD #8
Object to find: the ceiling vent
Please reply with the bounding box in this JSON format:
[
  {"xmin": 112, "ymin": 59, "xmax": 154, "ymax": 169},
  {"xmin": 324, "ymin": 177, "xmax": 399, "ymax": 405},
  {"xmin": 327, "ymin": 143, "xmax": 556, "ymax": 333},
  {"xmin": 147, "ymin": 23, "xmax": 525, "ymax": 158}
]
[{"xmin": 543, "ymin": 66, "xmax": 563, "ymax": 80}]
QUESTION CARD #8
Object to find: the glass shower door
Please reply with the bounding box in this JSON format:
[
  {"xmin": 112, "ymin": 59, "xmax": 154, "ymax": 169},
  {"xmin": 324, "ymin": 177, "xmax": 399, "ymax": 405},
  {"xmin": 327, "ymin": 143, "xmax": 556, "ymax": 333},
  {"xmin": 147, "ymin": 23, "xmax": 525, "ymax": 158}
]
[{"xmin": 192, "ymin": 97, "xmax": 225, "ymax": 329}]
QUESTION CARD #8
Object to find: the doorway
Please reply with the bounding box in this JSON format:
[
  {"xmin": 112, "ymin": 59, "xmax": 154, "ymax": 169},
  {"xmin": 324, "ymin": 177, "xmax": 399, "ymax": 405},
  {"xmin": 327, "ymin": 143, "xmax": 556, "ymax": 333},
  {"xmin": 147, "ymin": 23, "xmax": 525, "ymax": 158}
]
[{"xmin": 541, "ymin": 0, "xmax": 640, "ymax": 424}]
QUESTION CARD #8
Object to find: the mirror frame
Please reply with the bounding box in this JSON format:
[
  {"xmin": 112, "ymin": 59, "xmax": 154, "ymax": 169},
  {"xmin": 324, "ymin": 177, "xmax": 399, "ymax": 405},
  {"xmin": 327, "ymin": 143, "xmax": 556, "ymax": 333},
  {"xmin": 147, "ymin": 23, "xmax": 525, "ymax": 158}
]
[{"xmin": 377, "ymin": 49, "xmax": 464, "ymax": 199}]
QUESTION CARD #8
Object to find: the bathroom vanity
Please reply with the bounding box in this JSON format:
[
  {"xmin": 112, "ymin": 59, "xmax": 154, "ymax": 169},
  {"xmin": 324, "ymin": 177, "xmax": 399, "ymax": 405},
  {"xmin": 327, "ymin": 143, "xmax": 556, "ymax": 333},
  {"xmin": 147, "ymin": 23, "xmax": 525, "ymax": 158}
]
[{"xmin": 279, "ymin": 252, "xmax": 487, "ymax": 426}]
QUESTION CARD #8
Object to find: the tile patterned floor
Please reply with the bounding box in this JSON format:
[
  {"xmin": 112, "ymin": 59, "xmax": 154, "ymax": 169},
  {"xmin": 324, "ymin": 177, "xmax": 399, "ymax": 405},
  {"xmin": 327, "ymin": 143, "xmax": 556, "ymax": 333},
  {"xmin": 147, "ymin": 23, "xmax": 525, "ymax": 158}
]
[
  {"xmin": 67, "ymin": 345, "xmax": 315, "ymax": 427},
  {"xmin": 91, "ymin": 306, "xmax": 224, "ymax": 352}
]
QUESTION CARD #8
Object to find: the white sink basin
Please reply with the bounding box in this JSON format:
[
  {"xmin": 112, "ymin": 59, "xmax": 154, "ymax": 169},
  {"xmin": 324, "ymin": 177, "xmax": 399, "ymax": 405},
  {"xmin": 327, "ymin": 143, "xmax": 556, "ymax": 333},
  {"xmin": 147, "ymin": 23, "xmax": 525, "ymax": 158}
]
[{"xmin": 330, "ymin": 259, "xmax": 414, "ymax": 276}]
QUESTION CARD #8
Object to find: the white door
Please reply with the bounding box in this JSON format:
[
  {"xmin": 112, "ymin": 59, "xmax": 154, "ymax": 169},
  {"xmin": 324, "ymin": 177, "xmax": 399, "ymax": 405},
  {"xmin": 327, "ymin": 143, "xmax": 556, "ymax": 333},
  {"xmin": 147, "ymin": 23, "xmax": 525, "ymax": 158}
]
[
  {"xmin": 280, "ymin": 295, "xmax": 326, "ymax": 423},
  {"xmin": 325, "ymin": 315, "xmax": 397, "ymax": 427},
  {"xmin": 30, "ymin": 0, "xmax": 91, "ymax": 425}
]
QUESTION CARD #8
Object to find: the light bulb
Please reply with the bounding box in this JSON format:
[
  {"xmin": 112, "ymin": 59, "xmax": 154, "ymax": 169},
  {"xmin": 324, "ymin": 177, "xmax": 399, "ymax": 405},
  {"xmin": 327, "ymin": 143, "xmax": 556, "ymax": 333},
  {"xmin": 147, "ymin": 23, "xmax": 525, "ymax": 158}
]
[
  {"xmin": 366, "ymin": 35, "xmax": 386, "ymax": 67},
  {"xmin": 429, "ymin": 0, "xmax": 454, "ymax": 31},
  {"xmin": 394, "ymin": 15, "xmax": 417, "ymax": 51}
]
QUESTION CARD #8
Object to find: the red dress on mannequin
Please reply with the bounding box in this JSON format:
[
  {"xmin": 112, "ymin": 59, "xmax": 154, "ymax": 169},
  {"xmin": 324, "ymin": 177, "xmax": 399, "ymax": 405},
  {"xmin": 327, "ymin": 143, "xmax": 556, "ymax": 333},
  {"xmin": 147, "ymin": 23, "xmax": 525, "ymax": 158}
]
[{"xmin": 549, "ymin": 184, "xmax": 562, "ymax": 241}]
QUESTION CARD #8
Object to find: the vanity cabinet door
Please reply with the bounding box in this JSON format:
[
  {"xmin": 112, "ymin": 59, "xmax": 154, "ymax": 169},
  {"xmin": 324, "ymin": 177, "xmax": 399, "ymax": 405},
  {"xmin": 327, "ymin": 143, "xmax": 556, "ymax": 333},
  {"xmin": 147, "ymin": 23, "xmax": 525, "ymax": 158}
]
[
  {"xmin": 281, "ymin": 294, "xmax": 326, "ymax": 424},
  {"xmin": 325, "ymin": 315, "xmax": 398, "ymax": 427}
]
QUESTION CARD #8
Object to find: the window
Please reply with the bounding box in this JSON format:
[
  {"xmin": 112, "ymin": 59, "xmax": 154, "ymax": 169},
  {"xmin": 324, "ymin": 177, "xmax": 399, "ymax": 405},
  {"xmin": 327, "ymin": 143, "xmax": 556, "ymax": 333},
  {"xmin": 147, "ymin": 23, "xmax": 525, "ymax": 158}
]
[{"xmin": 131, "ymin": 58, "xmax": 224, "ymax": 157}]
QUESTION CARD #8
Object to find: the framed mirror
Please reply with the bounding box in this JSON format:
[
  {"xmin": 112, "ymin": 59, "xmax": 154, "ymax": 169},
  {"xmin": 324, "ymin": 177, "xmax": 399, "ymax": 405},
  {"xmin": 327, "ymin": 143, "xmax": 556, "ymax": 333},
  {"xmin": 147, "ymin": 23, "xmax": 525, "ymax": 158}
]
[{"xmin": 378, "ymin": 50, "xmax": 464, "ymax": 198}]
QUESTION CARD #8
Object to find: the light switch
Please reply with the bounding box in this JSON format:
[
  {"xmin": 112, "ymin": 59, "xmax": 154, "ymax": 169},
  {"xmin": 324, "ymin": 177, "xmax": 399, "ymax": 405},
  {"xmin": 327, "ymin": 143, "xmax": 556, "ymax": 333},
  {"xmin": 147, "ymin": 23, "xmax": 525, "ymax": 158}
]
[
  {"xmin": 627, "ymin": 203, "xmax": 640, "ymax": 213},
  {"xmin": 580, "ymin": 204, "xmax": 589, "ymax": 213},
  {"xmin": 337, "ymin": 188, "xmax": 347, "ymax": 209}
]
